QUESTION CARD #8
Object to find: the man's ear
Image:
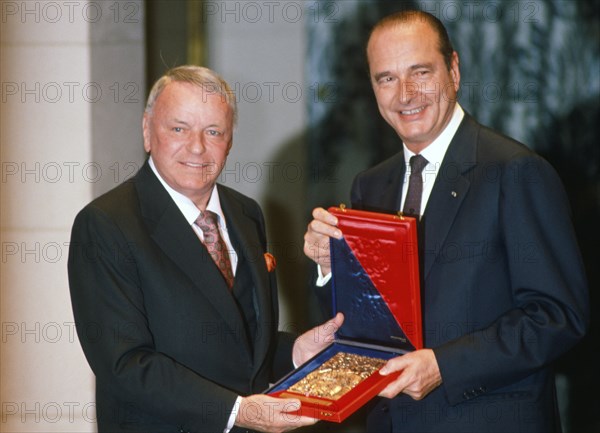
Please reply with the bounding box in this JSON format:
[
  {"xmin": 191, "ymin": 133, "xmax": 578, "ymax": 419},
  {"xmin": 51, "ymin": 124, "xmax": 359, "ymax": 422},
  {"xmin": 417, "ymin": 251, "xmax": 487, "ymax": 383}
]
[
  {"xmin": 450, "ymin": 51, "xmax": 461, "ymax": 92},
  {"xmin": 142, "ymin": 113, "xmax": 151, "ymax": 153}
]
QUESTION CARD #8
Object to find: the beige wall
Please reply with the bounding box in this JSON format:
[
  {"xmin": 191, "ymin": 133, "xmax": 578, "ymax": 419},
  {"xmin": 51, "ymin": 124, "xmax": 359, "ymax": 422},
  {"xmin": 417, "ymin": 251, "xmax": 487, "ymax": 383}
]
[{"xmin": 0, "ymin": 1, "xmax": 145, "ymax": 431}]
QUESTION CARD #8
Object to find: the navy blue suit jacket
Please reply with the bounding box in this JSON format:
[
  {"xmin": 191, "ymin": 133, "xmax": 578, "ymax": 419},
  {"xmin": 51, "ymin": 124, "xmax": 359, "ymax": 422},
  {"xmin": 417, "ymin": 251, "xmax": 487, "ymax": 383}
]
[
  {"xmin": 347, "ymin": 114, "xmax": 589, "ymax": 432},
  {"xmin": 68, "ymin": 162, "xmax": 294, "ymax": 433}
]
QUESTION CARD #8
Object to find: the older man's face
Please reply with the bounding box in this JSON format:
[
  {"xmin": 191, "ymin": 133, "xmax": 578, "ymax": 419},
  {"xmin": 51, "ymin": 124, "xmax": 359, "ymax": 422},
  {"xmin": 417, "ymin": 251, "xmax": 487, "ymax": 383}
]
[
  {"xmin": 367, "ymin": 21, "xmax": 460, "ymax": 153},
  {"xmin": 143, "ymin": 81, "xmax": 233, "ymax": 208}
]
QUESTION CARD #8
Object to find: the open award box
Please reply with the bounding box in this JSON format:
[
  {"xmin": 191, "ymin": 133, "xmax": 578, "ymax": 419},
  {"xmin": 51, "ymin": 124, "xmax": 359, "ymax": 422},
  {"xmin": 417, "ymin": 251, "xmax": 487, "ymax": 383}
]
[{"xmin": 268, "ymin": 206, "xmax": 422, "ymax": 422}]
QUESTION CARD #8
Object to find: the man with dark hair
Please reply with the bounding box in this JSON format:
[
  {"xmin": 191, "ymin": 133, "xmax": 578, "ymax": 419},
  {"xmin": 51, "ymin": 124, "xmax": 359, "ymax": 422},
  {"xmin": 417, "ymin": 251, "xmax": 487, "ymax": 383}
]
[
  {"xmin": 304, "ymin": 10, "xmax": 589, "ymax": 433},
  {"xmin": 68, "ymin": 65, "xmax": 342, "ymax": 433}
]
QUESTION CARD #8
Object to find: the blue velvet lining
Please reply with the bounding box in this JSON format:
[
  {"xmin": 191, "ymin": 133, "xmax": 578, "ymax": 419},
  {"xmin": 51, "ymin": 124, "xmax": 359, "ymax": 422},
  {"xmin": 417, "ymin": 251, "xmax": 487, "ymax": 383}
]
[{"xmin": 331, "ymin": 237, "xmax": 415, "ymax": 352}]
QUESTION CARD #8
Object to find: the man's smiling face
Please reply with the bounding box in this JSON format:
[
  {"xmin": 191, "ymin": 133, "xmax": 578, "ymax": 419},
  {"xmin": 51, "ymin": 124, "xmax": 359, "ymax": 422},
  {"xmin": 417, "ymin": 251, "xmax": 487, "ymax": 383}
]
[
  {"xmin": 143, "ymin": 81, "xmax": 233, "ymax": 208},
  {"xmin": 367, "ymin": 20, "xmax": 460, "ymax": 153}
]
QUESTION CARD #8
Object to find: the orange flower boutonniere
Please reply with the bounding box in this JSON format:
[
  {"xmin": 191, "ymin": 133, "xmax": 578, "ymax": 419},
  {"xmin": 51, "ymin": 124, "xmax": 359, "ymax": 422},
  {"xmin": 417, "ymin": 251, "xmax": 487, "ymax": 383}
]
[{"xmin": 264, "ymin": 253, "xmax": 277, "ymax": 273}]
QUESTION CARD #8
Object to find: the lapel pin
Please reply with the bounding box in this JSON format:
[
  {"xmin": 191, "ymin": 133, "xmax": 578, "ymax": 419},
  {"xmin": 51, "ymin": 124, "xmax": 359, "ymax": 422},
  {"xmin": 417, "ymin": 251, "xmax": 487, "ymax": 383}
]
[{"xmin": 451, "ymin": 191, "xmax": 458, "ymax": 198}]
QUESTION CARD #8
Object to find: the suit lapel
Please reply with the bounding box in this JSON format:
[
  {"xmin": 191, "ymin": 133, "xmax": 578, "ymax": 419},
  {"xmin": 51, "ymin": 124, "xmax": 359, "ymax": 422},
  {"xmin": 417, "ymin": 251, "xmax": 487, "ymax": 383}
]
[
  {"xmin": 218, "ymin": 186, "xmax": 273, "ymax": 370},
  {"xmin": 421, "ymin": 115, "xmax": 478, "ymax": 279},
  {"xmin": 135, "ymin": 163, "xmax": 246, "ymax": 338},
  {"xmin": 376, "ymin": 152, "xmax": 407, "ymax": 211}
]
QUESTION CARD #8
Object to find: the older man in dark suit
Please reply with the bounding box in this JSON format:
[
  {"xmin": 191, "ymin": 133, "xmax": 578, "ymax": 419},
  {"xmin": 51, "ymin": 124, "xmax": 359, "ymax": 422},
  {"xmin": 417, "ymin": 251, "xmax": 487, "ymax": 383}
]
[
  {"xmin": 304, "ymin": 10, "xmax": 589, "ymax": 433},
  {"xmin": 68, "ymin": 65, "xmax": 341, "ymax": 433}
]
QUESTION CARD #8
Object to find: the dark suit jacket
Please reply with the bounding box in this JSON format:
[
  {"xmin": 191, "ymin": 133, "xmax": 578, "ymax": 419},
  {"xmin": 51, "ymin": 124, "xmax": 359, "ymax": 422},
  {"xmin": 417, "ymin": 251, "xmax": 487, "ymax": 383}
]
[
  {"xmin": 68, "ymin": 162, "xmax": 294, "ymax": 433},
  {"xmin": 323, "ymin": 113, "xmax": 589, "ymax": 432}
]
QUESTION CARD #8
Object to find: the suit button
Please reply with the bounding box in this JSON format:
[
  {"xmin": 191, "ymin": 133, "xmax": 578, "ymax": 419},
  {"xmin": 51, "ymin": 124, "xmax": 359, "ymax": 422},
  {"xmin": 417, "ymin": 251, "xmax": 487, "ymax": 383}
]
[{"xmin": 463, "ymin": 389, "xmax": 478, "ymax": 399}]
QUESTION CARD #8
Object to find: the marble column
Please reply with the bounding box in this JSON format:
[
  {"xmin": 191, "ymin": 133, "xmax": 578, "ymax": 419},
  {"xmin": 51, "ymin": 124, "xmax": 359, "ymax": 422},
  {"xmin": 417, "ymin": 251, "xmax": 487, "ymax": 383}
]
[{"xmin": 1, "ymin": 1, "xmax": 145, "ymax": 431}]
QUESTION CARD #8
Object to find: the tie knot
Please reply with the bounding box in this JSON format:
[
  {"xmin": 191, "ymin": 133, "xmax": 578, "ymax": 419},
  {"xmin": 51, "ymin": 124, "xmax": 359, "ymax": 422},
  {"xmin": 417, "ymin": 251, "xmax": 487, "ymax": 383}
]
[
  {"xmin": 409, "ymin": 154, "xmax": 428, "ymax": 175},
  {"xmin": 196, "ymin": 210, "xmax": 219, "ymax": 233}
]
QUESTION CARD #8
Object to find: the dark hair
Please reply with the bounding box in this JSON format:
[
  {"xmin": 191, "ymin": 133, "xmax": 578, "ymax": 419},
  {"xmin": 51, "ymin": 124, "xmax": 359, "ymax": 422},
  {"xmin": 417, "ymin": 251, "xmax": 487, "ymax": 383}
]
[{"xmin": 369, "ymin": 10, "xmax": 455, "ymax": 70}]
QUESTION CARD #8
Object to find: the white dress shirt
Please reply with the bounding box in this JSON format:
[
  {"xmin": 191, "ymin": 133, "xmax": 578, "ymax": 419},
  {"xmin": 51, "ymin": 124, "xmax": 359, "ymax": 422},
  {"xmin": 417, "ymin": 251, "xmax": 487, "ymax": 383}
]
[
  {"xmin": 148, "ymin": 157, "xmax": 238, "ymax": 273},
  {"xmin": 400, "ymin": 104, "xmax": 464, "ymax": 215}
]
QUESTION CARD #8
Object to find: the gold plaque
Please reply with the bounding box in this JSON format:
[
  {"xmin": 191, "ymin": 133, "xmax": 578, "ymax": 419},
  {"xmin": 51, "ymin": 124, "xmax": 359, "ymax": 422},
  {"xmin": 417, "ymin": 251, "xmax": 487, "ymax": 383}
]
[{"xmin": 287, "ymin": 352, "xmax": 386, "ymax": 400}]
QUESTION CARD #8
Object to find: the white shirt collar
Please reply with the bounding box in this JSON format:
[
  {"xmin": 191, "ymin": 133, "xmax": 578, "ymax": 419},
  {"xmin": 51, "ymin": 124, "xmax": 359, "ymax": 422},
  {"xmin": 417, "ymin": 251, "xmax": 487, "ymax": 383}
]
[
  {"xmin": 400, "ymin": 104, "xmax": 465, "ymax": 216},
  {"xmin": 403, "ymin": 103, "xmax": 465, "ymax": 166},
  {"xmin": 148, "ymin": 157, "xmax": 228, "ymax": 229}
]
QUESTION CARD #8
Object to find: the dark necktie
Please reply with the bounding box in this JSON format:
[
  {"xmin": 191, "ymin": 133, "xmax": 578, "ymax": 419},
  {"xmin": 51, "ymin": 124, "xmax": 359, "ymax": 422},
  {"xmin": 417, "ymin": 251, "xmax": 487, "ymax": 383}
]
[
  {"xmin": 196, "ymin": 210, "xmax": 234, "ymax": 289},
  {"xmin": 402, "ymin": 154, "xmax": 429, "ymax": 217}
]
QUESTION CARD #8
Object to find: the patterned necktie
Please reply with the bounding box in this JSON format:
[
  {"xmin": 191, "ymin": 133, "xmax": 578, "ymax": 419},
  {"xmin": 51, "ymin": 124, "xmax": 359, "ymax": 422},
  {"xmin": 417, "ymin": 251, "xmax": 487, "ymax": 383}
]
[
  {"xmin": 196, "ymin": 210, "xmax": 234, "ymax": 289},
  {"xmin": 402, "ymin": 154, "xmax": 429, "ymax": 217}
]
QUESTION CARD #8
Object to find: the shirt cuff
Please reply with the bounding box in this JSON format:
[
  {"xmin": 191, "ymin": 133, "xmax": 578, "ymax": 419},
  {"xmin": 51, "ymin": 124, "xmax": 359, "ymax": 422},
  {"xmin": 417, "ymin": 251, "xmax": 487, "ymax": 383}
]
[
  {"xmin": 316, "ymin": 265, "xmax": 332, "ymax": 286},
  {"xmin": 224, "ymin": 396, "xmax": 242, "ymax": 433}
]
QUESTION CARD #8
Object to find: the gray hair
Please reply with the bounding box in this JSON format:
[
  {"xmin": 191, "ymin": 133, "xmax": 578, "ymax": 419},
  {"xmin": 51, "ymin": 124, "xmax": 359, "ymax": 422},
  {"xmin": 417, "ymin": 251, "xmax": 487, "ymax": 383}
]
[{"xmin": 145, "ymin": 65, "xmax": 238, "ymax": 123}]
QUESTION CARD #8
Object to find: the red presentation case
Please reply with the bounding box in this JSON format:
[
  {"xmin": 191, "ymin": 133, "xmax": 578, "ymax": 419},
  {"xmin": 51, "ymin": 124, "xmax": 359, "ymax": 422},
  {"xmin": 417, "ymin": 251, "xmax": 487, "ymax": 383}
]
[{"xmin": 268, "ymin": 206, "xmax": 422, "ymax": 422}]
